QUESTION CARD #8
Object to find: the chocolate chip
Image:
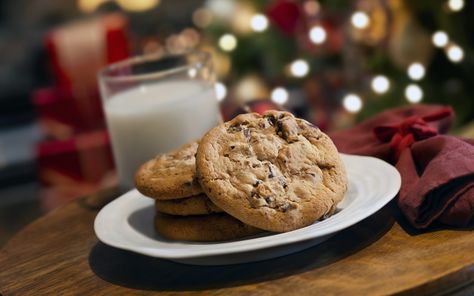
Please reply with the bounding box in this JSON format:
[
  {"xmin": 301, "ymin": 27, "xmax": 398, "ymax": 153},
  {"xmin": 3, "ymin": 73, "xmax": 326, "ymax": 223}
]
[
  {"xmin": 224, "ymin": 154, "xmax": 229, "ymax": 157},
  {"xmin": 253, "ymin": 180, "xmax": 262, "ymax": 187},
  {"xmin": 265, "ymin": 115, "xmax": 276, "ymax": 126},
  {"xmin": 227, "ymin": 125, "xmax": 242, "ymax": 133},
  {"xmin": 283, "ymin": 184, "xmax": 288, "ymax": 189},
  {"xmin": 268, "ymin": 164, "xmax": 276, "ymax": 178},
  {"xmin": 265, "ymin": 196, "xmax": 274, "ymax": 204},
  {"xmin": 230, "ymin": 145, "xmax": 235, "ymax": 149},
  {"xmin": 243, "ymin": 128, "xmax": 250, "ymax": 139},
  {"xmin": 280, "ymin": 204, "xmax": 290, "ymax": 212}
]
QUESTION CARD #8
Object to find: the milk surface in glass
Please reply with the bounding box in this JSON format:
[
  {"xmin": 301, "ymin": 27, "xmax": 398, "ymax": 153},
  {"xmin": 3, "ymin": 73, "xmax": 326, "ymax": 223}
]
[{"xmin": 104, "ymin": 79, "xmax": 220, "ymax": 188}]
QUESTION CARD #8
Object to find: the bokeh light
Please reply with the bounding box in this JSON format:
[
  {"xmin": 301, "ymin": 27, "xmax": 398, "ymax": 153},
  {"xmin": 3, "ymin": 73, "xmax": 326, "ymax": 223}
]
[
  {"xmin": 405, "ymin": 84, "xmax": 423, "ymax": 103},
  {"xmin": 218, "ymin": 34, "xmax": 237, "ymax": 52},
  {"xmin": 371, "ymin": 75, "xmax": 390, "ymax": 94},
  {"xmin": 343, "ymin": 94, "xmax": 363, "ymax": 113},
  {"xmin": 271, "ymin": 87, "xmax": 289, "ymax": 105}
]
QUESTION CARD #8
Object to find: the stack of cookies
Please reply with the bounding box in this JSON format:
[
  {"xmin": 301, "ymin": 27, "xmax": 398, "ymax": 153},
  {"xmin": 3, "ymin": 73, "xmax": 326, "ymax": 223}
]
[{"xmin": 135, "ymin": 111, "xmax": 347, "ymax": 241}]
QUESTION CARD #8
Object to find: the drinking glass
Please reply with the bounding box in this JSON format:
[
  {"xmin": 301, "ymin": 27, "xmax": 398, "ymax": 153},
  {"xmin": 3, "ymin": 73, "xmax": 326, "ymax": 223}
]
[{"xmin": 98, "ymin": 51, "xmax": 221, "ymax": 188}]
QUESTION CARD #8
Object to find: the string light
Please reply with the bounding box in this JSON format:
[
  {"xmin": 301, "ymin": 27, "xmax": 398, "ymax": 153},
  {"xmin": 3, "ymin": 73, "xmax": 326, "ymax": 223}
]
[
  {"xmin": 432, "ymin": 31, "xmax": 449, "ymax": 48},
  {"xmin": 446, "ymin": 44, "xmax": 464, "ymax": 62},
  {"xmin": 193, "ymin": 8, "xmax": 213, "ymax": 28},
  {"xmin": 309, "ymin": 26, "xmax": 327, "ymax": 44},
  {"xmin": 343, "ymin": 94, "xmax": 363, "ymax": 113},
  {"xmin": 290, "ymin": 59, "xmax": 310, "ymax": 77},
  {"xmin": 271, "ymin": 87, "xmax": 289, "ymax": 105},
  {"xmin": 78, "ymin": 0, "xmax": 109, "ymax": 13},
  {"xmin": 407, "ymin": 63, "xmax": 426, "ymax": 81},
  {"xmin": 116, "ymin": 0, "xmax": 160, "ymax": 12},
  {"xmin": 371, "ymin": 75, "xmax": 390, "ymax": 94},
  {"xmin": 218, "ymin": 34, "xmax": 237, "ymax": 52},
  {"xmin": 215, "ymin": 82, "xmax": 227, "ymax": 101},
  {"xmin": 188, "ymin": 68, "xmax": 197, "ymax": 78},
  {"xmin": 250, "ymin": 14, "xmax": 269, "ymax": 32},
  {"xmin": 304, "ymin": 1, "xmax": 320, "ymax": 16},
  {"xmin": 351, "ymin": 11, "xmax": 370, "ymax": 29},
  {"xmin": 448, "ymin": 0, "xmax": 464, "ymax": 12},
  {"xmin": 405, "ymin": 84, "xmax": 423, "ymax": 103}
]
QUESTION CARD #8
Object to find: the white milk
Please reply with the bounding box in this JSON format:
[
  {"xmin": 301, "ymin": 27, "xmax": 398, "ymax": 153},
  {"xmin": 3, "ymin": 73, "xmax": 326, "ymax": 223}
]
[{"xmin": 104, "ymin": 80, "xmax": 221, "ymax": 188}]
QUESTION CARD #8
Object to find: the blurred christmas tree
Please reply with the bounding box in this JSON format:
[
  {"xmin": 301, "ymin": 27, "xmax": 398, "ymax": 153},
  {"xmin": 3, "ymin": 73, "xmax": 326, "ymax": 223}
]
[{"xmin": 194, "ymin": 0, "xmax": 473, "ymax": 130}]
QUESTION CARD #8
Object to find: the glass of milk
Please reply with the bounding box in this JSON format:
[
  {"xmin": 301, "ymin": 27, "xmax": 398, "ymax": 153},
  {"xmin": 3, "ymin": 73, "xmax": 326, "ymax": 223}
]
[{"xmin": 98, "ymin": 51, "xmax": 222, "ymax": 189}]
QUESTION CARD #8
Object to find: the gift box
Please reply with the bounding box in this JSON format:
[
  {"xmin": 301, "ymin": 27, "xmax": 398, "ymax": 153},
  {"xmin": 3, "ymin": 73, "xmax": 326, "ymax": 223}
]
[
  {"xmin": 36, "ymin": 130, "xmax": 116, "ymax": 209},
  {"xmin": 32, "ymin": 13, "xmax": 131, "ymax": 207},
  {"xmin": 46, "ymin": 13, "xmax": 129, "ymax": 89},
  {"xmin": 32, "ymin": 87, "xmax": 104, "ymax": 139}
]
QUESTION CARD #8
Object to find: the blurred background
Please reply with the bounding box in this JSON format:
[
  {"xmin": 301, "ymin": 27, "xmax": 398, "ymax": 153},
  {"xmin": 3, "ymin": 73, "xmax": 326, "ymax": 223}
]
[{"xmin": 0, "ymin": 0, "xmax": 473, "ymax": 245}]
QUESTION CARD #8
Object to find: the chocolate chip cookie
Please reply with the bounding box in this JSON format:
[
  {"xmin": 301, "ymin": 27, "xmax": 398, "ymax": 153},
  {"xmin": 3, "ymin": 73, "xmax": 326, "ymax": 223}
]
[
  {"xmin": 135, "ymin": 141, "xmax": 202, "ymax": 199},
  {"xmin": 196, "ymin": 111, "xmax": 347, "ymax": 232},
  {"xmin": 154, "ymin": 212, "xmax": 262, "ymax": 241},
  {"xmin": 154, "ymin": 194, "xmax": 223, "ymax": 216}
]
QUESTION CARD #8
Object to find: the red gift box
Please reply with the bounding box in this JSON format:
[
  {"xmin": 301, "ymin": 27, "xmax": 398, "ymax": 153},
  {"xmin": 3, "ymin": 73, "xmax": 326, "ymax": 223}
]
[
  {"xmin": 36, "ymin": 130, "xmax": 116, "ymax": 209},
  {"xmin": 32, "ymin": 87, "xmax": 104, "ymax": 139},
  {"xmin": 46, "ymin": 13, "xmax": 129, "ymax": 89}
]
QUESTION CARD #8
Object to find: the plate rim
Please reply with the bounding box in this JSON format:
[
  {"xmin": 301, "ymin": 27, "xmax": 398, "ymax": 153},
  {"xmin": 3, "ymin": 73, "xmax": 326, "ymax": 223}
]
[{"xmin": 94, "ymin": 154, "xmax": 401, "ymax": 259}]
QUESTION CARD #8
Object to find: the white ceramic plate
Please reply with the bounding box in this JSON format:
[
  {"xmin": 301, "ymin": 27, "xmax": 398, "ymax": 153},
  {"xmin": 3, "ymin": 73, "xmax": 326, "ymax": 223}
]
[{"xmin": 94, "ymin": 154, "xmax": 400, "ymax": 265}]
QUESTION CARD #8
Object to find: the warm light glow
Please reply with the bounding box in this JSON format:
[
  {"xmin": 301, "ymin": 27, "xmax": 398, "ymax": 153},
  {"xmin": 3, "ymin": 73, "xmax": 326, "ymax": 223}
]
[
  {"xmin": 116, "ymin": 0, "xmax": 159, "ymax": 12},
  {"xmin": 304, "ymin": 0, "xmax": 320, "ymax": 16},
  {"xmin": 448, "ymin": 0, "xmax": 464, "ymax": 11},
  {"xmin": 271, "ymin": 87, "xmax": 289, "ymax": 105},
  {"xmin": 193, "ymin": 8, "xmax": 213, "ymax": 28},
  {"xmin": 250, "ymin": 14, "xmax": 269, "ymax": 32},
  {"xmin": 218, "ymin": 34, "xmax": 237, "ymax": 52},
  {"xmin": 206, "ymin": 0, "xmax": 235, "ymax": 19},
  {"xmin": 188, "ymin": 68, "xmax": 197, "ymax": 78},
  {"xmin": 446, "ymin": 44, "xmax": 464, "ymax": 63},
  {"xmin": 351, "ymin": 11, "xmax": 370, "ymax": 29},
  {"xmin": 290, "ymin": 59, "xmax": 310, "ymax": 78},
  {"xmin": 78, "ymin": 0, "xmax": 109, "ymax": 13},
  {"xmin": 309, "ymin": 26, "xmax": 327, "ymax": 44},
  {"xmin": 405, "ymin": 84, "xmax": 423, "ymax": 103},
  {"xmin": 343, "ymin": 94, "xmax": 363, "ymax": 113},
  {"xmin": 407, "ymin": 63, "xmax": 426, "ymax": 81},
  {"xmin": 432, "ymin": 31, "xmax": 449, "ymax": 48},
  {"xmin": 371, "ymin": 75, "xmax": 390, "ymax": 94},
  {"xmin": 215, "ymin": 82, "xmax": 227, "ymax": 101}
]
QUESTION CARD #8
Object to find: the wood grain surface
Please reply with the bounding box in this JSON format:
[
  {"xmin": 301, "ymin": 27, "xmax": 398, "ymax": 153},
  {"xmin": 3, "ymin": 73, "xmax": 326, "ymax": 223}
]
[{"xmin": 0, "ymin": 190, "xmax": 473, "ymax": 296}]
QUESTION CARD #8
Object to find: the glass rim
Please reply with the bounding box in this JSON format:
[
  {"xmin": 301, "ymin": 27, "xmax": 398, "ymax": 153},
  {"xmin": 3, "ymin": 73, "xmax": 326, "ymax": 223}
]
[{"xmin": 97, "ymin": 50, "xmax": 211, "ymax": 83}]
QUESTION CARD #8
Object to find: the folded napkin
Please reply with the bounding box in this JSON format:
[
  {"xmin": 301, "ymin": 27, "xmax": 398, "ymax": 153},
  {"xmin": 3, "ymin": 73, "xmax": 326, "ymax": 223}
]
[{"xmin": 329, "ymin": 104, "xmax": 474, "ymax": 229}]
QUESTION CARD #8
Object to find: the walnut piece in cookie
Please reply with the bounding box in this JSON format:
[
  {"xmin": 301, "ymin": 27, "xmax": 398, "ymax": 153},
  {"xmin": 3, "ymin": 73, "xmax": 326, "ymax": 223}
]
[
  {"xmin": 135, "ymin": 141, "xmax": 203, "ymax": 200},
  {"xmin": 196, "ymin": 111, "xmax": 347, "ymax": 232}
]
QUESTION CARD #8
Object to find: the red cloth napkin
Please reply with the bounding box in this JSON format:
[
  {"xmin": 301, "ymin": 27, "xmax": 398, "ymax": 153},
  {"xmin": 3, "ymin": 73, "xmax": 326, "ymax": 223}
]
[{"xmin": 329, "ymin": 104, "xmax": 474, "ymax": 229}]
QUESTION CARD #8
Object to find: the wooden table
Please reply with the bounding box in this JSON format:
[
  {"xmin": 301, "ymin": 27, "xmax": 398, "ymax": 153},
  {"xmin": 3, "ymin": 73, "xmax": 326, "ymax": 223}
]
[{"xmin": 1, "ymin": 189, "xmax": 473, "ymax": 295}]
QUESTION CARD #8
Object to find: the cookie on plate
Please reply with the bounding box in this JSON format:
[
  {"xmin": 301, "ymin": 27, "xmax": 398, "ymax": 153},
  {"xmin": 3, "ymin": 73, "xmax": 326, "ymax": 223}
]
[
  {"xmin": 154, "ymin": 212, "xmax": 262, "ymax": 241},
  {"xmin": 135, "ymin": 141, "xmax": 202, "ymax": 200},
  {"xmin": 196, "ymin": 111, "xmax": 347, "ymax": 232},
  {"xmin": 154, "ymin": 194, "xmax": 223, "ymax": 216}
]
